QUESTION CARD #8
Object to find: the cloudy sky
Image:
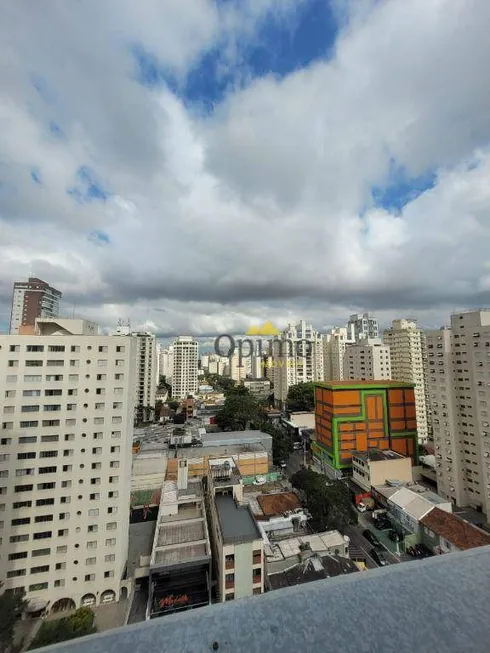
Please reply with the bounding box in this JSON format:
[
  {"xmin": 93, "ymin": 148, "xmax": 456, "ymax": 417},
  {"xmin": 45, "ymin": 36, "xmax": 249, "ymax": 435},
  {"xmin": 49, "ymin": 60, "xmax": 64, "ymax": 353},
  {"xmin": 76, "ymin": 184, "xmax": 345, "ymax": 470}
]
[{"xmin": 1, "ymin": 0, "xmax": 490, "ymax": 339}]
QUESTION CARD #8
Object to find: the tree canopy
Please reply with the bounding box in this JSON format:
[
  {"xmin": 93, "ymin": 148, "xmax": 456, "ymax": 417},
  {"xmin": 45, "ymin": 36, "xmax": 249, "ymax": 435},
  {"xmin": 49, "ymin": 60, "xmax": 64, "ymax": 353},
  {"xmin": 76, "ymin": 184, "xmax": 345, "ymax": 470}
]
[
  {"xmin": 291, "ymin": 469, "xmax": 358, "ymax": 532},
  {"xmin": 0, "ymin": 587, "xmax": 27, "ymax": 653},
  {"xmin": 204, "ymin": 373, "xmax": 236, "ymax": 394},
  {"xmin": 28, "ymin": 607, "xmax": 96, "ymax": 650},
  {"xmin": 215, "ymin": 388, "xmax": 261, "ymax": 431},
  {"xmin": 286, "ymin": 382, "xmax": 315, "ymax": 412}
]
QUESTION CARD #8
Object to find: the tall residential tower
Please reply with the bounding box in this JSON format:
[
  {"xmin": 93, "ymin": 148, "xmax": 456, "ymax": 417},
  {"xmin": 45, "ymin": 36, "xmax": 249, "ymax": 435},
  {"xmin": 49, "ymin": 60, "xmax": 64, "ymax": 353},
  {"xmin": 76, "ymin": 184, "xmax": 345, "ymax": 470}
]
[{"xmin": 9, "ymin": 278, "xmax": 62, "ymax": 335}]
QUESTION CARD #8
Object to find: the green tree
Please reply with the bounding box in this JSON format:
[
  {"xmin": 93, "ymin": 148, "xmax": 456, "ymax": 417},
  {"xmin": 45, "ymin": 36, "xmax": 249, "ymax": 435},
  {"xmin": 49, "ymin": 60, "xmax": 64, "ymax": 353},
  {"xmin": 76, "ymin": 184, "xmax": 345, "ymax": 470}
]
[
  {"xmin": 286, "ymin": 382, "xmax": 315, "ymax": 412},
  {"xmin": 168, "ymin": 399, "xmax": 180, "ymax": 411},
  {"xmin": 29, "ymin": 608, "xmax": 96, "ymax": 650},
  {"xmin": 291, "ymin": 469, "xmax": 357, "ymax": 531},
  {"xmin": 0, "ymin": 587, "xmax": 27, "ymax": 653},
  {"xmin": 256, "ymin": 420, "xmax": 293, "ymax": 465},
  {"xmin": 158, "ymin": 375, "xmax": 172, "ymax": 394},
  {"xmin": 215, "ymin": 390, "xmax": 260, "ymax": 431}
]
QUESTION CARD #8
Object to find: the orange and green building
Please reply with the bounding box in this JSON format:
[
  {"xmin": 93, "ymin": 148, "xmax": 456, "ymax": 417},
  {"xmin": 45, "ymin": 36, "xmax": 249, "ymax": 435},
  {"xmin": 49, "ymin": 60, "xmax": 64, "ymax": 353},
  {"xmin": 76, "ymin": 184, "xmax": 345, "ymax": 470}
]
[{"xmin": 312, "ymin": 381, "xmax": 418, "ymax": 477}]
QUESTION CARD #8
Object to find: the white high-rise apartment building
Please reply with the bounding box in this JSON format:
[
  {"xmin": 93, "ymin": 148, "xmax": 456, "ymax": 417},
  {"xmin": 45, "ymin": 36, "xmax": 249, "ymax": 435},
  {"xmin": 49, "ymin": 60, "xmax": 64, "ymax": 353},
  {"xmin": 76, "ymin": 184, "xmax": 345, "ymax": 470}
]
[
  {"xmin": 383, "ymin": 319, "xmax": 429, "ymax": 443},
  {"xmin": 426, "ymin": 312, "xmax": 490, "ymax": 516},
  {"xmin": 159, "ymin": 346, "xmax": 174, "ymax": 383},
  {"xmin": 323, "ymin": 327, "xmax": 354, "ymax": 381},
  {"xmin": 344, "ymin": 339, "xmax": 391, "ymax": 381},
  {"xmin": 273, "ymin": 321, "xmax": 323, "ymax": 407},
  {"xmin": 114, "ymin": 327, "xmax": 156, "ymax": 423},
  {"xmin": 425, "ymin": 328, "xmax": 463, "ymax": 506},
  {"xmin": 347, "ymin": 313, "xmax": 379, "ymax": 342},
  {"xmin": 0, "ymin": 318, "xmax": 136, "ymax": 611},
  {"xmin": 172, "ymin": 337, "xmax": 198, "ymax": 399}
]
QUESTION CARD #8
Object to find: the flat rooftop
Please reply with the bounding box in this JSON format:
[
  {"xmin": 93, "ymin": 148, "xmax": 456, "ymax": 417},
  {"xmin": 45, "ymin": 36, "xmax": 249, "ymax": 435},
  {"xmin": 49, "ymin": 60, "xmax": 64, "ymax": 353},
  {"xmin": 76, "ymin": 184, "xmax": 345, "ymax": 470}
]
[
  {"xmin": 215, "ymin": 495, "xmax": 261, "ymax": 544},
  {"xmin": 257, "ymin": 492, "xmax": 302, "ymax": 518},
  {"xmin": 315, "ymin": 380, "xmax": 415, "ymax": 389},
  {"xmin": 353, "ymin": 449, "xmax": 405, "ymax": 462}
]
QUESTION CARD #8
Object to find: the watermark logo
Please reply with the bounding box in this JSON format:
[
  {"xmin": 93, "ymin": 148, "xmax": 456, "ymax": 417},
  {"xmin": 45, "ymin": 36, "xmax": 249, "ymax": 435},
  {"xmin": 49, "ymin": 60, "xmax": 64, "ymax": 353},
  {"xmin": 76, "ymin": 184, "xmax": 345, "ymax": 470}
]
[
  {"xmin": 245, "ymin": 321, "xmax": 281, "ymax": 336},
  {"xmin": 214, "ymin": 322, "xmax": 313, "ymax": 367}
]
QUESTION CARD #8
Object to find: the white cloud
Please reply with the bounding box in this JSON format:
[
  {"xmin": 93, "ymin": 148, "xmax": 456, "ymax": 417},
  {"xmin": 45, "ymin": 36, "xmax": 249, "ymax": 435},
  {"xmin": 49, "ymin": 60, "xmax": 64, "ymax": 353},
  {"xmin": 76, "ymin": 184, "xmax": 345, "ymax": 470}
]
[{"xmin": 1, "ymin": 0, "xmax": 490, "ymax": 337}]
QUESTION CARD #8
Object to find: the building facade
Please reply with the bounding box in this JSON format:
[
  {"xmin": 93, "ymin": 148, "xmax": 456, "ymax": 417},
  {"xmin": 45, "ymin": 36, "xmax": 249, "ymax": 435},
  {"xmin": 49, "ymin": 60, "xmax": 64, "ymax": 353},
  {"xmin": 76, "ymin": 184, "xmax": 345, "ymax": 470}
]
[
  {"xmin": 347, "ymin": 313, "xmax": 379, "ymax": 342},
  {"xmin": 344, "ymin": 339, "xmax": 391, "ymax": 381},
  {"xmin": 323, "ymin": 327, "xmax": 353, "ymax": 381},
  {"xmin": 426, "ymin": 311, "xmax": 490, "ymax": 517},
  {"xmin": 383, "ymin": 319, "xmax": 429, "ymax": 443},
  {"xmin": 351, "ymin": 450, "xmax": 413, "ymax": 491},
  {"xmin": 172, "ymin": 337, "xmax": 198, "ymax": 399},
  {"xmin": 159, "ymin": 347, "xmax": 174, "ymax": 383},
  {"xmin": 0, "ymin": 318, "xmax": 136, "ymax": 611},
  {"xmin": 313, "ymin": 381, "xmax": 418, "ymax": 478},
  {"xmin": 134, "ymin": 333, "xmax": 157, "ymax": 424},
  {"xmin": 9, "ymin": 278, "xmax": 62, "ymax": 335}
]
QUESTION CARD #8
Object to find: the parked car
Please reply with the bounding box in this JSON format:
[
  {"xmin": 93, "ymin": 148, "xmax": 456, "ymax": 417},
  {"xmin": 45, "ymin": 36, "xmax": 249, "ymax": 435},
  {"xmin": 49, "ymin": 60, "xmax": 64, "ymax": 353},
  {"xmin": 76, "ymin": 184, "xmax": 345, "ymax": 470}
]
[
  {"xmin": 362, "ymin": 529, "xmax": 381, "ymax": 548},
  {"xmin": 370, "ymin": 548, "xmax": 389, "ymax": 566},
  {"xmin": 388, "ymin": 529, "xmax": 403, "ymax": 542},
  {"xmin": 374, "ymin": 519, "xmax": 391, "ymax": 531}
]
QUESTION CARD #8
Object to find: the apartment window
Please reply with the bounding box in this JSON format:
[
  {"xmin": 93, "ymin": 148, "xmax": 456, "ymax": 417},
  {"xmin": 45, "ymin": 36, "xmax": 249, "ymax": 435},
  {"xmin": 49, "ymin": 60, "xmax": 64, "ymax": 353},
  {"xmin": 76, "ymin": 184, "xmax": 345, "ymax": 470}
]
[
  {"xmin": 14, "ymin": 484, "xmax": 33, "ymax": 493},
  {"xmin": 42, "ymin": 420, "xmax": 60, "ymax": 427},
  {"xmin": 26, "ymin": 345, "xmax": 44, "ymax": 352},
  {"xmin": 23, "ymin": 390, "xmax": 41, "ymax": 397},
  {"xmin": 110, "ymin": 446, "xmax": 120, "ymax": 454},
  {"xmin": 115, "ymin": 360, "xmax": 124, "ymax": 367},
  {"xmin": 91, "ymin": 463, "xmax": 101, "ymax": 470},
  {"xmin": 9, "ymin": 345, "xmax": 20, "ymax": 352},
  {"xmin": 1, "ymin": 423, "xmax": 13, "ymax": 431},
  {"xmin": 97, "ymin": 360, "xmax": 108, "ymax": 368},
  {"xmin": 112, "ymin": 402, "xmax": 122, "ymax": 410},
  {"xmin": 44, "ymin": 404, "xmax": 61, "ymax": 412},
  {"xmin": 39, "ymin": 466, "xmax": 57, "ymax": 474},
  {"xmin": 107, "ymin": 507, "xmax": 118, "ymax": 515},
  {"xmin": 8, "ymin": 360, "xmax": 19, "ymax": 368},
  {"xmin": 4, "ymin": 390, "xmax": 16, "ymax": 398},
  {"xmin": 56, "ymin": 545, "xmax": 67, "ymax": 554},
  {"xmin": 61, "ymin": 480, "xmax": 72, "ymax": 488},
  {"xmin": 21, "ymin": 405, "xmax": 40, "ymax": 413},
  {"xmin": 67, "ymin": 389, "xmax": 78, "ymax": 397},
  {"xmin": 39, "ymin": 447, "xmax": 58, "ymax": 456},
  {"xmin": 55, "ymin": 562, "xmax": 66, "ymax": 571},
  {"xmin": 106, "ymin": 522, "xmax": 117, "ymax": 530},
  {"xmin": 115, "ymin": 374, "xmax": 124, "ymax": 380},
  {"xmin": 17, "ymin": 452, "xmax": 36, "ymax": 460},
  {"xmin": 108, "ymin": 491, "xmax": 118, "ymax": 499},
  {"xmin": 109, "ymin": 476, "xmax": 118, "ymax": 484},
  {"xmin": 31, "ymin": 565, "xmax": 50, "ymax": 574},
  {"xmin": 45, "ymin": 389, "xmax": 62, "ymax": 397},
  {"xmin": 104, "ymin": 571, "xmax": 114, "ymax": 578},
  {"xmin": 32, "ymin": 548, "xmax": 51, "ymax": 557},
  {"xmin": 54, "ymin": 579, "xmax": 65, "ymax": 588},
  {"xmin": 65, "ymin": 419, "xmax": 76, "ymax": 426},
  {"xmin": 105, "ymin": 538, "xmax": 116, "ymax": 546},
  {"xmin": 7, "ymin": 570, "xmax": 26, "ymax": 578},
  {"xmin": 104, "ymin": 554, "xmax": 115, "ymax": 562},
  {"xmin": 48, "ymin": 345, "xmax": 65, "ymax": 352},
  {"xmin": 33, "ymin": 531, "xmax": 52, "ymax": 540},
  {"xmin": 114, "ymin": 387, "xmax": 123, "ymax": 395},
  {"xmin": 111, "ymin": 431, "xmax": 121, "ymax": 439},
  {"xmin": 62, "ymin": 465, "xmax": 72, "ymax": 473},
  {"xmin": 35, "ymin": 515, "xmax": 53, "ymax": 523},
  {"xmin": 69, "ymin": 360, "xmax": 80, "ymax": 368},
  {"xmin": 57, "ymin": 529, "xmax": 68, "ymax": 537},
  {"xmin": 3, "ymin": 406, "xmax": 14, "ymax": 414},
  {"xmin": 38, "ymin": 482, "xmax": 55, "ymax": 490},
  {"xmin": 20, "ymin": 421, "xmax": 38, "ymax": 428},
  {"xmin": 47, "ymin": 360, "xmax": 64, "ymax": 367},
  {"xmin": 110, "ymin": 461, "xmax": 120, "ymax": 469},
  {"xmin": 95, "ymin": 387, "xmax": 105, "ymax": 394},
  {"xmin": 45, "ymin": 375, "xmax": 63, "ymax": 382},
  {"xmin": 15, "ymin": 469, "xmax": 33, "ymax": 477},
  {"xmin": 94, "ymin": 417, "xmax": 104, "ymax": 425},
  {"xmin": 11, "ymin": 517, "xmax": 31, "ymax": 526},
  {"xmin": 9, "ymin": 552, "xmax": 28, "ymax": 561},
  {"xmin": 95, "ymin": 403, "xmax": 105, "ymax": 410},
  {"xmin": 88, "ymin": 525, "xmax": 98, "ymax": 533},
  {"xmin": 24, "ymin": 375, "xmax": 41, "ymax": 383},
  {"xmin": 71, "ymin": 346, "xmax": 80, "ymax": 353},
  {"xmin": 10, "ymin": 534, "xmax": 29, "ymax": 543},
  {"xmin": 116, "ymin": 345, "xmax": 125, "ymax": 353},
  {"xmin": 60, "ymin": 496, "xmax": 71, "ymax": 504},
  {"xmin": 13, "ymin": 500, "xmax": 32, "ymax": 509},
  {"xmin": 112, "ymin": 417, "xmax": 122, "ymax": 424},
  {"xmin": 6, "ymin": 375, "xmax": 17, "ymax": 383},
  {"xmin": 68, "ymin": 374, "xmax": 79, "ymax": 382},
  {"xmin": 86, "ymin": 557, "xmax": 97, "ymax": 566},
  {"xmin": 29, "ymin": 583, "xmax": 48, "ymax": 591},
  {"xmin": 90, "ymin": 493, "xmax": 100, "ymax": 500},
  {"xmin": 36, "ymin": 498, "xmax": 55, "ymax": 506},
  {"xmin": 25, "ymin": 361, "xmax": 42, "ymax": 367},
  {"xmin": 87, "ymin": 541, "xmax": 97, "ymax": 550},
  {"xmin": 41, "ymin": 435, "xmax": 59, "ymax": 443}
]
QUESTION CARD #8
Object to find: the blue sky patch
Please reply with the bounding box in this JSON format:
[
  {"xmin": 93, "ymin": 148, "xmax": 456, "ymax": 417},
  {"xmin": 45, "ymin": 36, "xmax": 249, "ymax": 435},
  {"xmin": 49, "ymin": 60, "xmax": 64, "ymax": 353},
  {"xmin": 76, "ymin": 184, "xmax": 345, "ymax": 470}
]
[
  {"xmin": 68, "ymin": 166, "xmax": 110, "ymax": 204},
  {"xmin": 88, "ymin": 230, "xmax": 111, "ymax": 245},
  {"xmin": 30, "ymin": 167, "xmax": 42, "ymax": 184},
  {"xmin": 131, "ymin": 0, "xmax": 339, "ymax": 111},
  {"xmin": 371, "ymin": 160, "xmax": 437, "ymax": 213}
]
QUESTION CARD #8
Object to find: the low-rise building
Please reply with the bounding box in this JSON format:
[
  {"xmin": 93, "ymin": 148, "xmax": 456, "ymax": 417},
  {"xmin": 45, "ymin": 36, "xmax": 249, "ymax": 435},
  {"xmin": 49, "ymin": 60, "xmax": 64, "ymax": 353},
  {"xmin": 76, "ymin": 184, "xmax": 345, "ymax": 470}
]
[
  {"xmin": 352, "ymin": 449, "xmax": 413, "ymax": 492},
  {"xmin": 243, "ymin": 378, "xmax": 271, "ymax": 399},
  {"xmin": 206, "ymin": 459, "xmax": 264, "ymax": 602},
  {"xmin": 420, "ymin": 507, "xmax": 490, "ymax": 554},
  {"xmin": 147, "ymin": 462, "xmax": 212, "ymax": 619}
]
